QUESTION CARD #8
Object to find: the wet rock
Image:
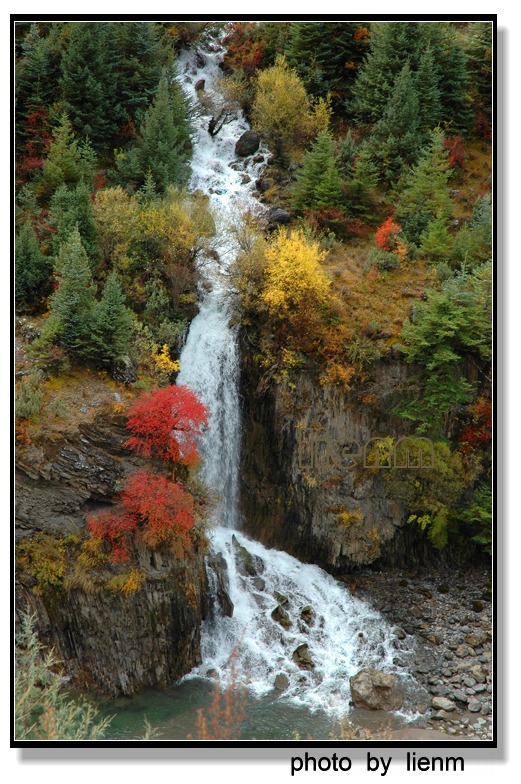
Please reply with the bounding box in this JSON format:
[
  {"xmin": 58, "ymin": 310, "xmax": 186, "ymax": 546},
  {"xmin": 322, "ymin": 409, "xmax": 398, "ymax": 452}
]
[
  {"xmin": 235, "ymin": 130, "xmax": 261, "ymax": 157},
  {"xmin": 207, "ymin": 551, "xmax": 234, "ymax": 617},
  {"xmin": 274, "ymin": 591, "xmax": 288, "ymax": 606},
  {"xmin": 274, "ymin": 673, "xmax": 289, "ymax": 691},
  {"xmin": 251, "ymin": 576, "xmax": 265, "ymax": 591},
  {"xmin": 240, "ymin": 174, "xmax": 251, "ymax": 184},
  {"xmin": 468, "ymin": 698, "xmax": 482, "ymax": 712},
  {"xmin": 195, "ymin": 78, "xmax": 205, "ymax": 91},
  {"xmin": 300, "ymin": 605, "xmax": 315, "ymax": 626},
  {"xmin": 472, "ymin": 600, "xmax": 485, "ymax": 612},
  {"xmin": 256, "ymin": 177, "xmax": 274, "ymax": 193},
  {"xmin": 206, "ymin": 668, "xmax": 218, "ymax": 679},
  {"xmin": 252, "ymin": 154, "xmax": 264, "ymax": 164},
  {"xmin": 232, "ymin": 535, "xmax": 265, "ymax": 577},
  {"xmin": 432, "ymin": 696, "xmax": 455, "ymax": 712},
  {"xmin": 452, "ymin": 689, "xmax": 469, "ymax": 703},
  {"xmin": 271, "ymin": 604, "xmax": 292, "ymax": 629},
  {"xmin": 293, "ymin": 643, "xmax": 315, "ymax": 670},
  {"xmin": 350, "ymin": 669, "xmax": 404, "ymax": 711},
  {"xmin": 195, "ymin": 51, "xmax": 206, "ymax": 68}
]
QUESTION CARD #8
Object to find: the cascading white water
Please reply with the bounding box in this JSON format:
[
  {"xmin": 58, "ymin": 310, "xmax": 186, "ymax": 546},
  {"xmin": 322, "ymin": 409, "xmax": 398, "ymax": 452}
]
[{"xmin": 176, "ymin": 39, "xmax": 415, "ymax": 717}]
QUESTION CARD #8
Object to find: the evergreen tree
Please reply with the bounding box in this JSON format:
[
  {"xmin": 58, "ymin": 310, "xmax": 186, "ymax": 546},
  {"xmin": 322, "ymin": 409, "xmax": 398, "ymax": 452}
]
[
  {"xmin": 113, "ymin": 23, "xmax": 163, "ymax": 129},
  {"xmin": 291, "ymin": 130, "xmax": 343, "ymax": 210},
  {"xmin": 92, "ymin": 271, "xmax": 134, "ymax": 365},
  {"xmin": 48, "ymin": 182, "xmax": 100, "ymax": 271},
  {"xmin": 424, "ymin": 24, "xmax": 472, "ymax": 134},
  {"xmin": 415, "ymin": 46, "xmax": 443, "ymax": 133},
  {"xmin": 45, "ymin": 227, "xmax": 97, "ymax": 361},
  {"xmin": 338, "ymin": 130, "xmax": 358, "ymax": 178},
  {"xmin": 351, "ymin": 22, "xmax": 424, "ymax": 123},
  {"xmin": 368, "ymin": 62, "xmax": 421, "ymax": 179},
  {"xmin": 394, "ymin": 128, "xmax": 453, "ymax": 244},
  {"xmin": 285, "ymin": 22, "xmax": 369, "ymax": 105},
  {"xmin": 344, "ymin": 142, "xmax": 379, "ymax": 221},
  {"xmin": 15, "ymin": 220, "xmax": 52, "ymax": 308},
  {"xmin": 15, "ymin": 25, "xmax": 54, "ymax": 148},
  {"xmin": 465, "ymin": 22, "xmax": 493, "ymax": 125},
  {"xmin": 418, "ymin": 213, "xmax": 452, "ymax": 262},
  {"xmin": 59, "ymin": 22, "xmax": 122, "ymax": 152},
  {"xmin": 117, "ymin": 74, "xmax": 193, "ymax": 193},
  {"xmin": 39, "ymin": 114, "xmax": 97, "ymax": 200}
]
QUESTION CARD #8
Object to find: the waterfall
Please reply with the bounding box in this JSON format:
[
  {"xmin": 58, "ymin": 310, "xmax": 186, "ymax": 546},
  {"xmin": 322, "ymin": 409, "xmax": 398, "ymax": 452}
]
[{"xmin": 175, "ymin": 39, "xmax": 416, "ymax": 717}]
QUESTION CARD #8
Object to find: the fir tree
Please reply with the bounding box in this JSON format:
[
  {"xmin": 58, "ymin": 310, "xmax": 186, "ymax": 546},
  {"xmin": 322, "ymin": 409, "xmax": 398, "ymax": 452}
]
[
  {"xmin": 15, "ymin": 220, "xmax": 52, "ymax": 308},
  {"xmin": 118, "ymin": 74, "xmax": 193, "ymax": 193},
  {"xmin": 424, "ymin": 24, "xmax": 472, "ymax": 134},
  {"xmin": 368, "ymin": 62, "xmax": 421, "ymax": 179},
  {"xmin": 351, "ymin": 22, "xmax": 424, "ymax": 123},
  {"xmin": 394, "ymin": 128, "xmax": 453, "ymax": 244},
  {"xmin": 45, "ymin": 227, "xmax": 97, "ymax": 361},
  {"xmin": 291, "ymin": 130, "xmax": 343, "ymax": 210},
  {"xmin": 415, "ymin": 46, "xmax": 443, "ymax": 133},
  {"xmin": 39, "ymin": 114, "xmax": 96, "ymax": 200},
  {"xmin": 15, "ymin": 24, "xmax": 54, "ymax": 149},
  {"xmin": 418, "ymin": 213, "xmax": 452, "ymax": 262},
  {"xmin": 92, "ymin": 271, "xmax": 134, "ymax": 365},
  {"xmin": 48, "ymin": 182, "xmax": 100, "ymax": 271},
  {"xmin": 113, "ymin": 23, "xmax": 163, "ymax": 129},
  {"xmin": 466, "ymin": 22, "xmax": 493, "ymax": 125},
  {"xmin": 59, "ymin": 22, "xmax": 122, "ymax": 152},
  {"xmin": 344, "ymin": 142, "xmax": 379, "ymax": 221},
  {"xmin": 285, "ymin": 22, "xmax": 369, "ymax": 105}
]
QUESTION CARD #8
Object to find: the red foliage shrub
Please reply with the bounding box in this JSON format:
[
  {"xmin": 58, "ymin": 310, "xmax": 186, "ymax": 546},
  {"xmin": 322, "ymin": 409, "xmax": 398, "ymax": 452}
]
[
  {"xmin": 87, "ymin": 471, "xmax": 195, "ymax": 561},
  {"xmin": 222, "ymin": 22, "xmax": 264, "ymax": 75},
  {"xmin": 121, "ymin": 470, "xmax": 194, "ymax": 549},
  {"xmin": 124, "ymin": 385, "xmax": 208, "ymax": 468},
  {"xmin": 475, "ymin": 111, "xmax": 492, "ymax": 141},
  {"xmin": 374, "ymin": 216, "xmax": 402, "ymax": 251},
  {"xmin": 459, "ymin": 397, "xmax": 492, "ymax": 453},
  {"xmin": 443, "ymin": 134, "xmax": 465, "ymax": 168}
]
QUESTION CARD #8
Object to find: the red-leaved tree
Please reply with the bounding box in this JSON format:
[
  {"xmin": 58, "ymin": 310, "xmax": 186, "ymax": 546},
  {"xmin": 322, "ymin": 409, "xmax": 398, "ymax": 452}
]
[
  {"xmin": 87, "ymin": 385, "xmax": 208, "ymax": 563},
  {"xmin": 124, "ymin": 385, "xmax": 209, "ymax": 469}
]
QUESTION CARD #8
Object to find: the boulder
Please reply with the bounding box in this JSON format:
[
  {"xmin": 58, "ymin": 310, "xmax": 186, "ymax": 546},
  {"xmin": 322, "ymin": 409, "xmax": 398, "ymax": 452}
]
[
  {"xmin": 432, "ymin": 696, "xmax": 456, "ymax": 712},
  {"xmin": 112, "ymin": 355, "xmax": 137, "ymax": 385},
  {"xmin": 235, "ymin": 130, "xmax": 261, "ymax": 157},
  {"xmin": 300, "ymin": 606, "xmax": 315, "ymax": 626},
  {"xmin": 268, "ymin": 207, "xmax": 292, "ymax": 226},
  {"xmin": 350, "ymin": 668, "xmax": 404, "ymax": 711},
  {"xmin": 274, "ymin": 673, "xmax": 289, "ymax": 691},
  {"xmin": 271, "ymin": 604, "xmax": 292, "ymax": 629},
  {"xmin": 232, "ymin": 535, "xmax": 265, "ymax": 577},
  {"xmin": 293, "ymin": 643, "xmax": 315, "ymax": 670},
  {"xmin": 195, "ymin": 78, "xmax": 205, "ymax": 91}
]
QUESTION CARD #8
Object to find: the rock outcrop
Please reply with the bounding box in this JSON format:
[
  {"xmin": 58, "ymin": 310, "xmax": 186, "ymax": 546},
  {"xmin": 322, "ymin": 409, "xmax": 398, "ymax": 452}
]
[{"xmin": 15, "ymin": 413, "xmax": 209, "ymax": 696}]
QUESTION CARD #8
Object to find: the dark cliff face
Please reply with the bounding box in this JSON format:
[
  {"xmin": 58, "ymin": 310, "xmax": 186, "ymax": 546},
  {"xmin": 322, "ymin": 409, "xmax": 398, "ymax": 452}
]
[
  {"xmin": 15, "ymin": 413, "xmax": 209, "ymax": 696},
  {"xmin": 239, "ymin": 354, "xmax": 435, "ymax": 573},
  {"xmin": 16, "ymin": 549, "xmax": 209, "ymax": 697}
]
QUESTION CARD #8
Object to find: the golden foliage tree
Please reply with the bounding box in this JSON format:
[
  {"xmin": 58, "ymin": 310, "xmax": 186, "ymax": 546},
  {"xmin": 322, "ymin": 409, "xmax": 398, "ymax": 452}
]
[{"xmin": 252, "ymin": 55, "xmax": 330, "ymax": 159}]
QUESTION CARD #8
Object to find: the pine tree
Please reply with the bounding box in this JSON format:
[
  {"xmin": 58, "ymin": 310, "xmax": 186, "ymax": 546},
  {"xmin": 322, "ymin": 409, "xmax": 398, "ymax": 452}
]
[
  {"xmin": 118, "ymin": 74, "xmax": 193, "ymax": 193},
  {"xmin": 59, "ymin": 22, "xmax": 122, "ymax": 152},
  {"xmin": 291, "ymin": 130, "xmax": 343, "ymax": 210},
  {"xmin": 48, "ymin": 182, "xmax": 100, "ymax": 271},
  {"xmin": 15, "ymin": 220, "xmax": 52, "ymax": 308},
  {"xmin": 351, "ymin": 22, "xmax": 424, "ymax": 123},
  {"xmin": 92, "ymin": 271, "xmax": 134, "ymax": 365},
  {"xmin": 418, "ymin": 213, "xmax": 452, "ymax": 262},
  {"xmin": 39, "ymin": 114, "xmax": 97, "ymax": 200},
  {"xmin": 415, "ymin": 46, "xmax": 443, "ymax": 133},
  {"xmin": 395, "ymin": 128, "xmax": 453, "ymax": 244},
  {"xmin": 368, "ymin": 62, "xmax": 421, "ymax": 179},
  {"xmin": 45, "ymin": 227, "xmax": 97, "ymax": 361}
]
